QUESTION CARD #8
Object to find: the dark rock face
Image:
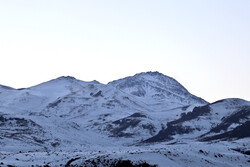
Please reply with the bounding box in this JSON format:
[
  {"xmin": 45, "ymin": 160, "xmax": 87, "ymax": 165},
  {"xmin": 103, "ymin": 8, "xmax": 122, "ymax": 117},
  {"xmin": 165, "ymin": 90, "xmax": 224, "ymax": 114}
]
[
  {"xmin": 144, "ymin": 124, "xmax": 193, "ymax": 142},
  {"xmin": 199, "ymin": 106, "xmax": 250, "ymax": 141},
  {"xmin": 129, "ymin": 113, "xmax": 146, "ymax": 118},
  {"xmin": 91, "ymin": 90, "xmax": 103, "ymax": 97},
  {"xmin": 171, "ymin": 105, "xmax": 211, "ymax": 124},
  {"xmin": 111, "ymin": 118, "xmax": 141, "ymax": 137},
  {"xmin": 106, "ymin": 113, "xmax": 156, "ymax": 137},
  {"xmin": 48, "ymin": 99, "xmax": 62, "ymax": 108},
  {"xmin": 232, "ymin": 148, "xmax": 250, "ymax": 156},
  {"xmin": 201, "ymin": 121, "xmax": 250, "ymax": 141},
  {"xmin": 0, "ymin": 114, "xmax": 47, "ymax": 144},
  {"xmin": 144, "ymin": 105, "xmax": 211, "ymax": 143},
  {"xmin": 209, "ymin": 106, "xmax": 250, "ymax": 133},
  {"xmin": 144, "ymin": 101, "xmax": 250, "ymax": 143},
  {"xmin": 79, "ymin": 158, "xmax": 157, "ymax": 167}
]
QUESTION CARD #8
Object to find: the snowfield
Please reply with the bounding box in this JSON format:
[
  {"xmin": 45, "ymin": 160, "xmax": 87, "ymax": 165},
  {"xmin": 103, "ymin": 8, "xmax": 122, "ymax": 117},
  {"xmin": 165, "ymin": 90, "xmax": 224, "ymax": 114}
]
[{"xmin": 1, "ymin": 141, "xmax": 249, "ymax": 167}]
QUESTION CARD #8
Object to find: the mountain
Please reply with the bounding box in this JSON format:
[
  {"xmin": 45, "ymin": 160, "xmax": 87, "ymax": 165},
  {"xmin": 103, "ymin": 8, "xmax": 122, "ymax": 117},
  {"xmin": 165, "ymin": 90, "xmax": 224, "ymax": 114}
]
[{"xmin": 0, "ymin": 72, "xmax": 249, "ymax": 167}]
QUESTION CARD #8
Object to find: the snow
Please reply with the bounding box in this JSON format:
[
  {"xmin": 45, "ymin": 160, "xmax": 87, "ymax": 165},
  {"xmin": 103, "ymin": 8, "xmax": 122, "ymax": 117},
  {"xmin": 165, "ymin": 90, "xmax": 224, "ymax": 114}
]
[{"xmin": 1, "ymin": 141, "xmax": 249, "ymax": 167}]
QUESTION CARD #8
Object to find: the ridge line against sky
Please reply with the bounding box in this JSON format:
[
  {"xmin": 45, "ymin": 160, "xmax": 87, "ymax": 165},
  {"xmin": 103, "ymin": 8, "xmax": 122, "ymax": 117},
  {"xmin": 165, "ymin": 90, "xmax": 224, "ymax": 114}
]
[{"xmin": 0, "ymin": 0, "xmax": 249, "ymax": 102}]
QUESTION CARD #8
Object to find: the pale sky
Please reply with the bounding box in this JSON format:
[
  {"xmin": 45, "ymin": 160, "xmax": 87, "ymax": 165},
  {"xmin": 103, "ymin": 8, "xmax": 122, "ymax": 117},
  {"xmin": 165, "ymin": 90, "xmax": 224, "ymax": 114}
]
[{"xmin": 0, "ymin": 0, "xmax": 249, "ymax": 102}]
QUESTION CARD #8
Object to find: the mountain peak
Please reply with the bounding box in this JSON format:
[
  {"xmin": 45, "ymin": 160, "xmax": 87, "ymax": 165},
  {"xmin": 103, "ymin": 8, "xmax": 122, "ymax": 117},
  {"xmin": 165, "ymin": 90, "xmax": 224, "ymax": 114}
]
[
  {"xmin": 134, "ymin": 71, "xmax": 172, "ymax": 79},
  {"xmin": 137, "ymin": 71, "xmax": 163, "ymax": 76},
  {"xmin": 109, "ymin": 71, "xmax": 184, "ymax": 91},
  {"xmin": 109, "ymin": 71, "xmax": 207, "ymax": 107},
  {"xmin": 56, "ymin": 76, "xmax": 77, "ymax": 80},
  {"xmin": 211, "ymin": 98, "xmax": 250, "ymax": 106}
]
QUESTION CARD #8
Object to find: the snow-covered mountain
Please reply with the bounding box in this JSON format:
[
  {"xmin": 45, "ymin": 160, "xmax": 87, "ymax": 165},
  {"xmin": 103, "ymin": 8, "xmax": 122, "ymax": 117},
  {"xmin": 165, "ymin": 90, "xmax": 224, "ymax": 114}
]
[{"xmin": 0, "ymin": 72, "xmax": 249, "ymax": 167}]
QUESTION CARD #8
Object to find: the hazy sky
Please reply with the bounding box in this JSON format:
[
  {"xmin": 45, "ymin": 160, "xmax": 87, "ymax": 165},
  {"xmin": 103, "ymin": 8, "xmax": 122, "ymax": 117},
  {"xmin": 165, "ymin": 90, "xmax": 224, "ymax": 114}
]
[{"xmin": 0, "ymin": 0, "xmax": 249, "ymax": 102}]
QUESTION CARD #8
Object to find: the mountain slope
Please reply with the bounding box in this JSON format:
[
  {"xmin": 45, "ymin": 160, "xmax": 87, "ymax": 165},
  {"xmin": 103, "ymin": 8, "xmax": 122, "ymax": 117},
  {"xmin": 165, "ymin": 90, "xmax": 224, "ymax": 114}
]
[
  {"xmin": 0, "ymin": 84, "xmax": 14, "ymax": 91},
  {"xmin": 144, "ymin": 98, "xmax": 250, "ymax": 143}
]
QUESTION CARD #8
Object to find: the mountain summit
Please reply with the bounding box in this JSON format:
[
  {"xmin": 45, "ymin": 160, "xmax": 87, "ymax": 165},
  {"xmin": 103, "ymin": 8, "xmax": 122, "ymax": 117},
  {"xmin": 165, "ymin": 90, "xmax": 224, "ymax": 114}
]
[{"xmin": 109, "ymin": 71, "xmax": 207, "ymax": 111}]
